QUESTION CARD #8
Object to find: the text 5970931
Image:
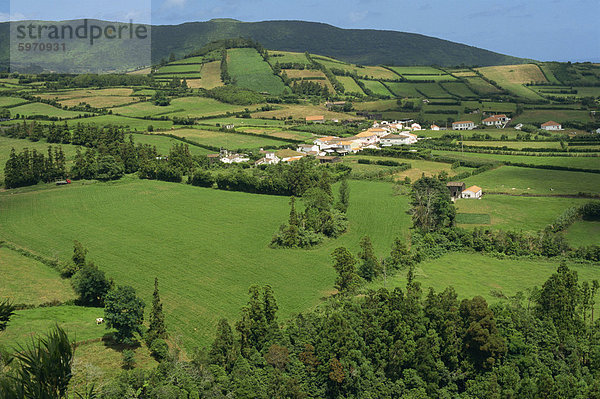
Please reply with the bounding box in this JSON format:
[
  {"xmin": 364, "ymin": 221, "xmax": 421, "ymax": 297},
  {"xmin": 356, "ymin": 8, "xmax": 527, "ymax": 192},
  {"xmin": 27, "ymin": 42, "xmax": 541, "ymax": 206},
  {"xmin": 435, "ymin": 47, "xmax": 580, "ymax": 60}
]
[{"xmin": 17, "ymin": 43, "xmax": 66, "ymax": 52}]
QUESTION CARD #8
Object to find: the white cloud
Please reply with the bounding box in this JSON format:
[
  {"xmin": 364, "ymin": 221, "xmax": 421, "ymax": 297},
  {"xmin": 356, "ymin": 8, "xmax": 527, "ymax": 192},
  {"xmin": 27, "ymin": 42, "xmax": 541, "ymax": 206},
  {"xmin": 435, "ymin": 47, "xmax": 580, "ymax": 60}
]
[{"xmin": 164, "ymin": 0, "xmax": 187, "ymax": 7}]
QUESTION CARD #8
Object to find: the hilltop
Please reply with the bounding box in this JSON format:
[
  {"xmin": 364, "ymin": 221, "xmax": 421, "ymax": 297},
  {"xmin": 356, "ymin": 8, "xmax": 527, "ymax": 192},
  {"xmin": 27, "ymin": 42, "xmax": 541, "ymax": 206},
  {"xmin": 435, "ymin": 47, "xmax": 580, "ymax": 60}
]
[{"xmin": 0, "ymin": 19, "xmax": 528, "ymax": 73}]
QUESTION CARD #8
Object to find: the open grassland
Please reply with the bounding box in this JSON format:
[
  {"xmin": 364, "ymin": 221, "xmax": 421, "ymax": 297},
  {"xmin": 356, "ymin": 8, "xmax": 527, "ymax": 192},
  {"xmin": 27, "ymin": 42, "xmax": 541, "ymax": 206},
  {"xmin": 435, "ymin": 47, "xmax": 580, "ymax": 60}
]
[
  {"xmin": 0, "ymin": 178, "xmax": 411, "ymax": 350},
  {"xmin": 387, "ymin": 66, "xmax": 445, "ymax": 75},
  {"xmin": 227, "ymin": 48, "xmax": 286, "ymax": 95},
  {"xmin": 37, "ymin": 88, "xmax": 134, "ymax": 100},
  {"xmin": 10, "ymin": 103, "xmax": 91, "ymax": 119},
  {"xmin": 63, "ymin": 115, "xmax": 174, "ymax": 131},
  {"xmin": 353, "ymin": 99, "xmax": 399, "ymax": 112},
  {"xmin": 441, "ymin": 82, "xmax": 478, "ymax": 98},
  {"xmin": 566, "ymin": 221, "xmax": 600, "ymax": 247},
  {"xmin": 60, "ymin": 96, "xmax": 137, "ymax": 108},
  {"xmin": 512, "ymin": 109, "xmax": 593, "ymax": 124},
  {"xmin": 360, "ymin": 80, "xmax": 393, "ymax": 96},
  {"xmin": 0, "ymin": 306, "xmax": 109, "ymax": 348},
  {"xmin": 0, "ymin": 247, "xmax": 75, "ymax": 305},
  {"xmin": 197, "ymin": 117, "xmax": 286, "ymax": 127},
  {"xmin": 341, "ymin": 156, "xmax": 473, "ymax": 181},
  {"xmin": 460, "ymin": 141, "xmax": 564, "ymax": 149},
  {"xmin": 413, "ymin": 83, "xmax": 450, "ymax": 98},
  {"xmin": 476, "ymin": 64, "xmax": 547, "ymax": 100},
  {"xmin": 385, "ymin": 82, "xmax": 422, "ymax": 97},
  {"xmin": 252, "ymin": 103, "xmax": 362, "ymax": 121},
  {"xmin": 0, "ymin": 96, "xmax": 29, "ymax": 107},
  {"xmin": 238, "ymin": 127, "xmax": 313, "ymax": 141},
  {"xmin": 158, "ymin": 128, "xmax": 294, "ymax": 149},
  {"xmin": 269, "ymin": 51, "xmax": 310, "ymax": 65},
  {"xmin": 183, "ymin": 61, "xmax": 222, "ymax": 89},
  {"xmin": 284, "ymin": 69, "xmax": 328, "ymax": 79},
  {"xmin": 313, "ymin": 58, "xmax": 397, "ymax": 80},
  {"xmin": 0, "ymin": 136, "xmax": 79, "ymax": 182},
  {"xmin": 156, "ymin": 64, "xmax": 202, "ymax": 74},
  {"xmin": 464, "ymin": 77, "xmax": 503, "ymax": 95},
  {"xmin": 431, "ymin": 150, "xmax": 600, "ymax": 171},
  {"xmin": 480, "ymin": 101, "xmax": 517, "ymax": 113},
  {"xmin": 112, "ymin": 97, "xmax": 248, "ymax": 118},
  {"xmin": 538, "ymin": 64, "xmax": 562, "ymax": 84},
  {"xmin": 463, "ymin": 165, "xmax": 600, "ymax": 195},
  {"xmin": 130, "ymin": 133, "xmax": 211, "ymax": 156},
  {"xmin": 455, "ymin": 196, "xmax": 590, "ymax": 231},
  {"xmin": 404, "ymin": 74, "xmax": 456, "ymax": 82},
  {"xmin": 336, "ymin": 76, "xmax": 365, "ymax": 94},
  {"xmin": 367, "ymin": 253, "xmax": 600, "ymax": 312}
]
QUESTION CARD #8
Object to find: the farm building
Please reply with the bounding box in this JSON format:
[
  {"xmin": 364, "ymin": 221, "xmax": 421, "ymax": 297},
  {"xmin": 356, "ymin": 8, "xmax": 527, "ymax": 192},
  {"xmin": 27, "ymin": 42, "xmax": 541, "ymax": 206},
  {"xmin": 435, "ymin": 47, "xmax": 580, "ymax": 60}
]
[
  {"xmin": 380, "ymin": 133, "xmax": 417, "ymax": 146},
  {"xmin": 297, "ymin": 144, "xmax": 320, "ymax": 155},
  {"xmin": 482, "ymin": 114, "xmax": 510, "ymax": 127},
  {"xmin": 306, "ymin": 115, "xmax": 325, "ymax": 123},
  {"xmin": 446, "ymin": 181, "xmax": 466, "ymax": 199},
  {"xmin": 462, "ymin": 185, "xmax": 482, "ymax": 199},
  {"xmin": 349, "ymin": 130, "xmax": 380, "ymax": 146},
  {"xmin": 541, "ymin": 121, "xmax": 562, "ymax": 130},
  {"xmin": 430, "ymin": 124, "xmax": 440, "ymax": 130},
  {"xmin": 255, "ymin": 151, "xmax": 280, "ymax": 166},
  {"xmin": 452, "ymin": 121, "xmax": 475, "ymax": 130},
  {"xmin": 276, "ymin": 148, "xmax": 306, "ymax": 162},
  {"xmin": 316, "ymin": 155, "xmax": 342, "ymax": 163}
]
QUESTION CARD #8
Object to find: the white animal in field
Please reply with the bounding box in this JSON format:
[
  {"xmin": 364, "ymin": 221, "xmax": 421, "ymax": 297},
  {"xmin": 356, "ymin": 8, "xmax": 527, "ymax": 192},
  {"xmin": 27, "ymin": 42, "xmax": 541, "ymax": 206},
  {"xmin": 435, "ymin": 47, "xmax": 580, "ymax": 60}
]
[{"xmin": 96, "ymin": 317, "xmax": 104, "ymax": 325}]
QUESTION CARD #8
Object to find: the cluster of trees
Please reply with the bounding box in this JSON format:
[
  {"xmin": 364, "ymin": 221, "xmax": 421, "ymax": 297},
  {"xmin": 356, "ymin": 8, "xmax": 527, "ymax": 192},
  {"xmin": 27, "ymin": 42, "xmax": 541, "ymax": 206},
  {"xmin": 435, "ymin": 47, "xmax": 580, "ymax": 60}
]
[
  {"xmin": 22, "ymin": 73, "xmax": 153, "ymax": 90},
  {"xmin": 290, "ymin": 80, "xmax": 330, "ymax": 98},
  {"xmin": 138, "ymin": 143, "xmax": 195, "ymax": 183},
  {"xmin": 271, "ymin": 179, "xmax": 349, "ymax": 248},
  {"xmin": 4, "ymin": 147, "xmax": 66, "ymax": 188},
  {"xmin": 206, "ymin": 85, "xmax": 265, "ymax": 105}
]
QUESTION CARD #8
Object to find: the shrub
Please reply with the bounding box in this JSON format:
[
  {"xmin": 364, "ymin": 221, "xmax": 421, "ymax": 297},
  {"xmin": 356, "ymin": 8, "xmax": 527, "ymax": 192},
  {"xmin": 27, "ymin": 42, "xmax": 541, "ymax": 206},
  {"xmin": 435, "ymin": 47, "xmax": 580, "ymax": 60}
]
[
  {"xmin": 150, "ymin": 338, "xmax": 169, "ymax": 361},
  {"xmin": 581, "ymin": 201, "xmax": 600, "ymax": 221},
  {"xmin": 190, "ymin": 169, "xmax": 215, "ymax": 187},
  {"xmin": 122, "ymin": 349, "xmax": 136, "ymax": 369}
]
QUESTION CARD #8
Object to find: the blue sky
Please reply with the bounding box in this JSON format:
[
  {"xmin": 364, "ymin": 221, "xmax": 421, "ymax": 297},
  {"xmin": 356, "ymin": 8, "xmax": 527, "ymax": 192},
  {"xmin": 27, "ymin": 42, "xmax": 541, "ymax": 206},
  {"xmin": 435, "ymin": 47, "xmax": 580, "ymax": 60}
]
[{"xmin": 3, "ymin": 0, "xmax": 599, "ymax": 62}]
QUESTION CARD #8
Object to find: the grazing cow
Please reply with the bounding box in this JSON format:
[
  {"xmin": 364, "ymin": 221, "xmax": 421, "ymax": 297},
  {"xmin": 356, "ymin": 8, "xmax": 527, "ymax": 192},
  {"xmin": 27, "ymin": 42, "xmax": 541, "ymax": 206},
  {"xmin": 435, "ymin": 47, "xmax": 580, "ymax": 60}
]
[{"xmin": 96, "ymin": 317, "xmax": 104, "ymax": 325}]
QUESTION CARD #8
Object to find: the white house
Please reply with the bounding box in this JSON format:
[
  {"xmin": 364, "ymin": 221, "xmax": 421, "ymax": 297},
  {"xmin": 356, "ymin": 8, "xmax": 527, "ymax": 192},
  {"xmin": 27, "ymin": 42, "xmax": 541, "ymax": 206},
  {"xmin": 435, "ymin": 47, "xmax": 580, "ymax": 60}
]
[
  {"xmin": 255, "ymin": 151, "xmax": 280, "ymax": 166},
  {"xmin": 430, "ymin": 124, "xmax": 440, "ymax": 130},
  {"xmin": 314, "ymin": 136, "xmax": 340, "ymax": 150},
  {"xmin": 380, "ymin": 133, "xmax": 417, "ymax": 146},
  {"xmin": 297, "ymin": 144, "xmax": 320, "ymax": 154},
  {"xmin": 462, "ymin": 185, "xmax": 482, "ymax": 199},
  {"xmin": 349, "ymin": 130, "xmax": 379, "ymax": 146},
  {"xmin": 410, "ymin": 123, "xmax": 422, "ymax": 131},
  {"xmin": 541, "ymin": 121, "xmax": 562, "ymax": 131},
  {"xmin": 452, "ymin": 121, "xmax": 475, "ymax": 130},
  {"xmin": 221, "ymin": 153, "xmax": 250, "ymax": 164},
  {"xmin": 482, "ymin": 114, "xmax": 510, "ymax": 127}
]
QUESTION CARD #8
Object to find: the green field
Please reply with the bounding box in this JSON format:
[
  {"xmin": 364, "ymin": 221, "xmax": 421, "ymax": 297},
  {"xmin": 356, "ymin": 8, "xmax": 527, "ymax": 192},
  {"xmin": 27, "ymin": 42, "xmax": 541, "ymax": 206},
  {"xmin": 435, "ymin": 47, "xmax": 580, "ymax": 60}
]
[
  {"xmin": 164, "ymin": 128, "xmax": 293, "ymax": 149},
  {"xmin": 156, "ymin": 64, "xmax": 202, "ymax": 74},
  {"xmin": 0, "ymin": 178, "xmax": 411, "ymax": 350},
  {"xmin": 464, "ymin": 77, "xmax": 503, "ymax": 95},
  {"xmin": 0, "ymin": 96, "xmax": 29, "ymax": 107},
  {"xmin": 512, "ymin": 109, "xmax": 593, "ymax": 124},
  {"xmin": 227, "ymin": 48, "xmax": 286, "ymax": 95},
  {"xmin": 463, "ymin": 165, "xmax": 600, "ymax": 195},
  {"xmin": 112, "ymin": 97, "xmax": 247, "ymax": 118},
  {"xmin": 64, "ymin": 115, "xmax": 174, "ymax": 131},
  {"xmin": 0, "ymin": 247, "xmax": 75, "ymax": 306},
  {"xmin": 432, "ymin": 150, "xmax": 600, "ymax": 171},
  {"xmin": 413, "ymin": 83, "xmax": 451, "ymax": 98},
  {"xmin": 367, "ymin": 253, "xmax": 600, "ymax": 311},
  {"xmin": 10, "ymin": 103, "xmax": 91, "ymax": 119},
  {"xmin": 441, "ymin": 82, "xmax": 478, "ymax": 98},
  {"xmin": 460, "ymin": 141, "xmax": 563, "ymax": 149},
  {"xmin": 197, "ymin": 117, "xmax": 286, "ymax": 127},
  {"xmin": 387, "ymin": 66, "xmax": 445, "ymax": 75},
  {"xmin": 360, "ymin": 80, "xmax": 393, "ymax": 96},
  {"xmin": 269, "ymin": 51, "xmax": 310, "ymax": 65},
  {"xmin": 455, "ymin": 195, "xmax": 590, "ymax": 231},
  {"xmin": 0, "ymin": 306, "xmax": 109, "ymax": 348},
  {"xmin": 565, "ymin": 221, "xmax": 600, "ymax": 247},
  {"xmin": 384, "ymin": 82, "xmax": 422, "ymax": 97},
  {"xmin": 337, "ymin": 76, "xmax": 365, "ymax": 94},
  {"xmin": 404, "ymin": 74, "xmax": 456, "ymax": 82}
]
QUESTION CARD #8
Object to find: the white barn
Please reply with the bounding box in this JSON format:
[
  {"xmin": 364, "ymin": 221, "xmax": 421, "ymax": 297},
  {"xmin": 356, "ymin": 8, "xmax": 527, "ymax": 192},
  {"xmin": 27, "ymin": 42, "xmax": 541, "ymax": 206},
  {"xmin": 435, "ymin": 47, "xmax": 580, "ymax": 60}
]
[{"xmin": 462, "ymin": 185, "xmax": 482, "ymax": 199}]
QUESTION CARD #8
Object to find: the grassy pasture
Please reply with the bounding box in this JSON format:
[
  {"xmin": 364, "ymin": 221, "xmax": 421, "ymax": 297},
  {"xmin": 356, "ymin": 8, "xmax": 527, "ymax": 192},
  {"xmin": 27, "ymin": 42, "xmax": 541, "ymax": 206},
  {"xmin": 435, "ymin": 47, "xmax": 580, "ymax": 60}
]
[
  {"xmin": 413, "ymin": 83, "xmax": 450, "ymax": 98},
  {"xmin": 336, "ymin": 76, "xmax": 365, "ymax": 95},
  {"xmin": 476, "ymin": 64, "xmax": 546, "ymax": 100},
  {"xmin": 464, "ymin": 77, "xmax": 503, "ymax": 95},
  {"xmin": 284, "ymin": 69, "xmax": 327, "ymax": 79},
  {"xmin": 10, "ymin": 103, "xmax": 90, "ymax": 119},
  {"xmin": 313, "ymin": 58, "xmax": 398, "ymax": 80},
  {"xmin": 403, "ymin": 74, "xmax": 456, "ymax": 82},
  {"xmin": 269, "ymin": 51, "xmax": 310, "ymax": 65},
  {"xmin": 37, "ymin": 88, "xmax": 134, "ymax": 100},
  {"xmin": 367, "ymin": 253, "xmax": 600, "ymax": 311},
  {"xmin": 512, "ymin": 109, "xmax": 593, "ymax": 124},
  {"xmin": 481, "ymin": 101, "xmax": 517, "ymax": 113},
  {"xmin": 0, "ymin": 96, "xmax": 29, "ymax": 107},
  {"xmin": 565, "ymin": 221, "xmax": 600, "ymax": 247},
  {"xmin": 360, "ymin": 80, "xmax": 393, "ymax": 96},
  {"xmin": 186, "ymin": 61, "xmax": 223, "ymax": 90},
  {"xmin": 62, "ymin": 115, "xmax": 174, "ymax": 131},
  {"xmin": 251, "ymin": 103, "xmax": 361, "ymax": 121},
  {"xmin": 387, "ymin": 66, "xmax": 445, "ymax": 75},
  {"xmin": 160, "ymin": 128, "xmax": 292, "ymax": 149},
  {"xmin": 342, "ymin": 156, "xmax": 473, "ymax": 181},
  {"xmin": 538, "ymin": 64, "xmax": 562, "ymax": 84},
  {"xmin": 0, "ymin": 306, "xmax": 109, "ymax": 348},
  {"xmin": 227, "ymin": 48, "xmax": 286, "ymax": 95},
  {"xmin": 431, "ymin": 150, "xmax": 600, "ymax": 171},
  {"xmin": 0, "ymin": 178, "xmax": 411, "ymax": 350},
  {"xmin": 238, "ymin": 128, "xmax": 313, "ymax": 141},
  {"xmin": 385, "ymin": 82, "xmax": 422, "ymax": 97},
  {"xmin": 197, "ymin": 117, "xmax": 286, "ymax": 127},
  {"xmin": 463, "ymin": 165, "xmax": 600, "ymax": 195},
  {"xmin": 111, "ymin": 97, "xmax": 247, "ymax": 118},
  {"xmin": 0, "ymin": 247, "xmax": 75, "ymax": 306},
  {"xmin": 455, "ymin": 195, "xmax": 590, "ymax": 231},
  {"xmin": 452, "ymin": 71, "xmax": 478, "ymax": 77},
  {"xmin": 441, "ymin": 82, "xmax": 477, "ymax": 98},
  {"xmin": 156, "ymin": 64, "xmax": 202, "ymax": 74},
  {"xmin": 460, "ymin": 141, "xmax": 563, "ymax": 149},
  {"xmin": 59, "ymin": 96, "xmax": 137, "ymax": 108},
  {"xmin": 353, "ymin": 99, "xmax": 399, "ymax": 112}
]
